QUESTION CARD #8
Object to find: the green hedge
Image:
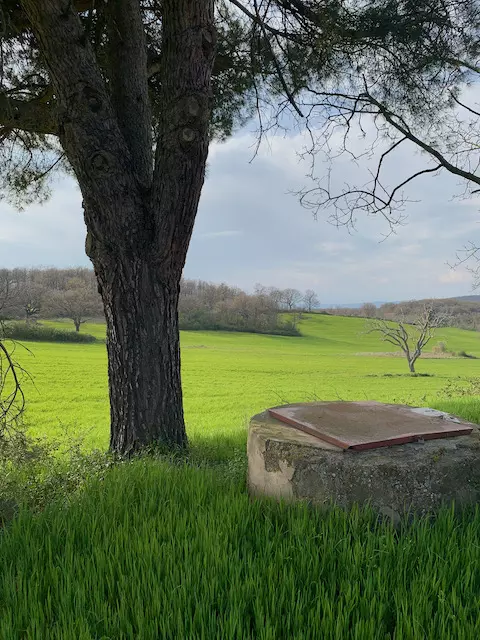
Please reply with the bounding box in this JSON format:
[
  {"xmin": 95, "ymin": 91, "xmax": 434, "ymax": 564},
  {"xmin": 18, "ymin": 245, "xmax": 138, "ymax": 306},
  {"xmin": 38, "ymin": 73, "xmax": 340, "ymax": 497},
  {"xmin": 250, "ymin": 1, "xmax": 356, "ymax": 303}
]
[
  {"xmin": 0, "ymin": 322, "xmax": 97, "ymax": 343},
  {"xmin": 179, "ymin": 311, "xmax": 301, "ymax": 336}
]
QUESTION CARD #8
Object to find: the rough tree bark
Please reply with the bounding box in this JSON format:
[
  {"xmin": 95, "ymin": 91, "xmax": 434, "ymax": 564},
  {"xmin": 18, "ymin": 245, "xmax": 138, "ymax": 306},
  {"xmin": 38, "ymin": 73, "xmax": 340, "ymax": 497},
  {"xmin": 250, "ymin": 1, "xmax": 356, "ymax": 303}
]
[{"xmin": 21, "ymin": 0, "xmax": 215, "ymax": 454}]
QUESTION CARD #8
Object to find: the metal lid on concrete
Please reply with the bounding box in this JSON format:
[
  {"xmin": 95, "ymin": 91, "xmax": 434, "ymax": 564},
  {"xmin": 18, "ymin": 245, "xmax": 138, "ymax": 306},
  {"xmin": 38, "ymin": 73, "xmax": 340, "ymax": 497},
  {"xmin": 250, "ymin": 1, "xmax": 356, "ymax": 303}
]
[{"xmin": 268, "ymin": 401, "xmax": 474, "ymax": 451}]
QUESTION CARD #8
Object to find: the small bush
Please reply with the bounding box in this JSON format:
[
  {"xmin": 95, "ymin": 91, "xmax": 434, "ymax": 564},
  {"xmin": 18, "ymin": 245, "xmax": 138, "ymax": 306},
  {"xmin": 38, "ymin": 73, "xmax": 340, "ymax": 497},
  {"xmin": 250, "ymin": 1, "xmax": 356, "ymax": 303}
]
[
  {"xmin": 0, "ymin": 428, "xmax": 111, "ymax": 525},
  {"xmin": 1, "ymin": 322, "xmax": 97, "ymax": 343},
  {"xmin": 432, "ymin": 341, "xmax": 447, "ymax": 354},
  {"xmin": 457, "ymin": 350, "xmax": 478, "ymax": 359},
  {"xmin": 439, "ymin": 377, "xmax": 480, "ymax": 399}
]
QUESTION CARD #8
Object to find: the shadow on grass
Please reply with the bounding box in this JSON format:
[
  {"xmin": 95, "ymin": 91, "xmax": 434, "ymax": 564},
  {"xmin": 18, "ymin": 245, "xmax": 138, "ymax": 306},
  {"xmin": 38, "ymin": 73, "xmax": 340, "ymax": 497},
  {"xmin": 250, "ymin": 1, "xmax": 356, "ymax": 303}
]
[{"xmin": 365, "ymin": 373, "xmax": 434, "ymax": 378}]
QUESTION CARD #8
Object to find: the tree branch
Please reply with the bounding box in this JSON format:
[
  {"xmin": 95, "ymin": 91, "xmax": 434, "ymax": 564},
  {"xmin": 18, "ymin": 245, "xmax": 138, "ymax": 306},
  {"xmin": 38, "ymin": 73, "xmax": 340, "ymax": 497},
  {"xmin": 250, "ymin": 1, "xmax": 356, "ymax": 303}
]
[
  {"xmin": 152, "ymin": 0, "xmax": 216, "ymax": 267},
  {"xmin": 252, "ymin": 1, "xmax": 303, "ymax": 117},
  {"xmin": 363, "ymin": 90, "xmax": 480, "ymax": 189},
  {"xmin": 444, "ymin": 57, "xmax": 480, "ymax": 75},
  {"xmin": 0, "ymin": 335, "xmax": 26, "ymax": 431},
  {"xmin": 106, "ymin": 0, "xmax": 153, "ymax": 187},
  {"xmin": 227, "ymin": 0, "xmax": 301, "ymax": 41}
]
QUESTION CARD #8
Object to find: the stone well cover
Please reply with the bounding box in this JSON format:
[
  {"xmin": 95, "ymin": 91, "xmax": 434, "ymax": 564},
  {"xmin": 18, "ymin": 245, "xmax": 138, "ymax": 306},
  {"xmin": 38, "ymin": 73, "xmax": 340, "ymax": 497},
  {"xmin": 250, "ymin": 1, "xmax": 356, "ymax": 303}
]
[{"xmin": 268, "ymin": 401, "xmax": 473, "ymax": 451}]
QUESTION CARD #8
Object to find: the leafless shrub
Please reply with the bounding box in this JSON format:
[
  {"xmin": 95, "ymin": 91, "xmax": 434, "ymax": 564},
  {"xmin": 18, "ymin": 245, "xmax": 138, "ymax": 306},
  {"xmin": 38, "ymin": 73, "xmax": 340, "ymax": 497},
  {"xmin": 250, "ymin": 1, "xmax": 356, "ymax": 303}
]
[{"xmin": 0, "ymin": 325, "xmax": 29, "ymax": 439}]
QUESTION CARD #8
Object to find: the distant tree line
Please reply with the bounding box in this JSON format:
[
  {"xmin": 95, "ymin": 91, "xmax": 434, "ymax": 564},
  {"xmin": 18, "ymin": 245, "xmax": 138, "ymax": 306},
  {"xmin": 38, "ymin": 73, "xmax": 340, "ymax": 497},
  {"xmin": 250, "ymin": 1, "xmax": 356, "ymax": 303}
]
[
  {"xmin": 327, "ymin": 298, "xmax": 480, "ymax": 332},
  {"xmin": 0, "ymin": 268, "xmax": 102, "ymax": 331},
  {"xmin": 178, "ymin": 282, "xmax": 319, "ymax": 335},
  {"xmin": 0, "ymin": 269, "xmax": 320, "ymax": 336}
]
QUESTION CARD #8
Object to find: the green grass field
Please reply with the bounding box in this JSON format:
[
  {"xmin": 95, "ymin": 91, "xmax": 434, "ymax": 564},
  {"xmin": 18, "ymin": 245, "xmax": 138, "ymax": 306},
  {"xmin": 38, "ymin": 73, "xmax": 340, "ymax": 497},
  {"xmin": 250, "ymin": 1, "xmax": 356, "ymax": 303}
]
[
  {"xmin": 2, "ymin": 314, "xmax": 480, "ymax": 638},
  {"xmin": 29, "ymin": 314, "xmax": 480, "ymax": 451}
]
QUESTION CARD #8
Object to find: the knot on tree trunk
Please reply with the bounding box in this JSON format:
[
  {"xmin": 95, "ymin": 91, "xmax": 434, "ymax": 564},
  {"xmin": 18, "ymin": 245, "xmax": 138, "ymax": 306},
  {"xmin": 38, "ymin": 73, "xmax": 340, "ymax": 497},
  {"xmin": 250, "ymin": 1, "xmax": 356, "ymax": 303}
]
[
  {"xmin": 90, "ymin": 150, "xmax": 114, "ymax": 174},
  {"xmin": 185, "ymin": 96, "xmax": 200, "ymax": 118},
  {"xmin": 181, "ymin": 127, "xmax": 197, "ymax": 143}
]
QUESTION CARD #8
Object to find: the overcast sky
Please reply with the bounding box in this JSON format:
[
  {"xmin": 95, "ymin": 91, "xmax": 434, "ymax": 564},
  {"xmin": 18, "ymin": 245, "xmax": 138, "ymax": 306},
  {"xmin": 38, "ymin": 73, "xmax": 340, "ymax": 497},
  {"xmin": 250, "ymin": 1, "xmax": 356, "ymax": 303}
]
[{"xmin": 0, "ymin": 127, "xmax": 478, "ymax": 305}]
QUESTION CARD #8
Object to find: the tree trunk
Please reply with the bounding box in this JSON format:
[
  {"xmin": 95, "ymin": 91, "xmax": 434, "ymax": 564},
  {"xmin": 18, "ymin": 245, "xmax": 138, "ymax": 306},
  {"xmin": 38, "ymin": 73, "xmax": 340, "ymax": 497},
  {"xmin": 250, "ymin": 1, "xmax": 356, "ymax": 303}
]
[
  {"xmin": 94, "ymin": 251, "xmax": 187, "ymax": 455},
  {"xmin": 408, "ymin": 359, "xmax": 416, "ymax": 373},
  {"xmin": 74, "ymin": 320, "xmax": 81, "ymax": 332},
  {"xmin": 22, "ymin": 0, "xmax": 214, "ymax": 456}
]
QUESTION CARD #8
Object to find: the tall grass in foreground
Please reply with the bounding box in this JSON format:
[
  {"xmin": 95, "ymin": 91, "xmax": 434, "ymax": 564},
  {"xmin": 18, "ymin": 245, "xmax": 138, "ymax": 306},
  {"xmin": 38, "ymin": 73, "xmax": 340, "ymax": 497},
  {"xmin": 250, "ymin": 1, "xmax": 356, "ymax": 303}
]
[{"xmin": 1, "ymin": 459, "xmax": 480, "ymax": 639}]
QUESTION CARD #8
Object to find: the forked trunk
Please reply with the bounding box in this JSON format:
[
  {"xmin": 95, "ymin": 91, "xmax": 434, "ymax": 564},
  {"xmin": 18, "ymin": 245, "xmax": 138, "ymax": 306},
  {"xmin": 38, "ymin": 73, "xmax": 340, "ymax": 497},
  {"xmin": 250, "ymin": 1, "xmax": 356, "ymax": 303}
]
[
  {"xmin": 95, "ymin": 253, "xmax": 187, "ymax": 454},
  {"xmin": 22, "ymin": 0, "xmax": 215, "ymax": 455}
]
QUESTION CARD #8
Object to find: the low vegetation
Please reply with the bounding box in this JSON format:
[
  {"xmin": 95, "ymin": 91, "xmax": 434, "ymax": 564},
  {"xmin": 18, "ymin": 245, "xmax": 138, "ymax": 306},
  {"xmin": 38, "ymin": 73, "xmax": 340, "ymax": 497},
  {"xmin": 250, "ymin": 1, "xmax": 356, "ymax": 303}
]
[
  {"xmin": 0, "ymin": 430, "xmax": 110, "ymax": 525},
  {"xmin": 1, "ymin": 322, "xmax": 97, "ymax": 343}
]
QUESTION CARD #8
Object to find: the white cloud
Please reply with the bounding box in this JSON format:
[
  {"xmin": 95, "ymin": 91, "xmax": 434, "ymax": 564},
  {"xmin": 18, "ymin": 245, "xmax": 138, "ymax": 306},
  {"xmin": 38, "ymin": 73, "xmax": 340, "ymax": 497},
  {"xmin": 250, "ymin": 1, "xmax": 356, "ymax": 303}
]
[
  {"xmin": 399, "ymin": 244, "xmax": 422, "ymax": 255},
  {"xmin": 438, "ymin": 269, "xmax": 472, "ymax": 284},
  {"xmin": 315, "ymin": 241, "xmax": 353, "ymax": 254},
  {"xmin": 200, "ymin": 230, "xmax": 243, "ymax": 239}
]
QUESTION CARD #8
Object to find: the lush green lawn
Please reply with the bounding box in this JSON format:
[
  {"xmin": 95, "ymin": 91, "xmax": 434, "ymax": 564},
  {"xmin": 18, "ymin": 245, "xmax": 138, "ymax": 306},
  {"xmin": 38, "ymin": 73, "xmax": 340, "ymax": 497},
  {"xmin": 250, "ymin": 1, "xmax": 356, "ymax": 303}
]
[
  {"xmin": 2, "ymin": 314, "xmax": 480, "ymax": 639},
  {"xmin": 26, "ymin": 314, "xmax": 480, "ymax": 450}
]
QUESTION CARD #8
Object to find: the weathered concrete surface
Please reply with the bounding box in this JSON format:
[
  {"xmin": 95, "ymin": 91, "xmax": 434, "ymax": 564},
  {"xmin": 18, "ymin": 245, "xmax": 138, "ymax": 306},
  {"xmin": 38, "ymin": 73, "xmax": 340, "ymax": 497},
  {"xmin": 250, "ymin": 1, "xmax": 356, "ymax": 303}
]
[{"xmin": 248, "ymin": 403, "xmax": 480, "ymax": 516}]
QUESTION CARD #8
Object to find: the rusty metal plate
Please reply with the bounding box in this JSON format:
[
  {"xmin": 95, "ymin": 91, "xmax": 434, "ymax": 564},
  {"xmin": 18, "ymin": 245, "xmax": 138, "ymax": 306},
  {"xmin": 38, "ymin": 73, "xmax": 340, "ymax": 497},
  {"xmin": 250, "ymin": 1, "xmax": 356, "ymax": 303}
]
[{"xmin": 268, "ymin": 401, "xmax": 474, "ymax": 451}]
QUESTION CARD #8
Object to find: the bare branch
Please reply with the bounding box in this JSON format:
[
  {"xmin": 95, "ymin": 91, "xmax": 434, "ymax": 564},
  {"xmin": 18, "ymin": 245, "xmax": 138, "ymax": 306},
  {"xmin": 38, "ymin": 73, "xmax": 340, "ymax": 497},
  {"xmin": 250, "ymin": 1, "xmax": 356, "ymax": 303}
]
[
  {"xmin": 449, "ymin": 91, "xmax": 480, "ymax": 117},
  {"xmin": 252, "ymin": 1, "xmax": 303, "ymax": 117},
  {"xmin": 363, "ymin": 90, "xmax": 480, "ymax": 189},
  {"xmin": 444, "ymin": 57, "xmax": 480, "ymax": 75},
  {"xmin": 0, "ymin": 329, "xmax": 29, "ymax": 436}
]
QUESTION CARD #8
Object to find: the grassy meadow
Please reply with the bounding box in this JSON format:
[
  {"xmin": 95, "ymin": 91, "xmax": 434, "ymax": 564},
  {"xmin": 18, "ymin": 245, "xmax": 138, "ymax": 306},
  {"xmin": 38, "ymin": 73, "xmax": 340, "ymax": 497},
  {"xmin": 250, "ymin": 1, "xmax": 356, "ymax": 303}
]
[
  {"xmin": 30, "ymin": 313, "xmax": 480, "ymax": 450},
  {"xmin": 2, "ymin": 313, "xmax": 480, "ymax": 638}
]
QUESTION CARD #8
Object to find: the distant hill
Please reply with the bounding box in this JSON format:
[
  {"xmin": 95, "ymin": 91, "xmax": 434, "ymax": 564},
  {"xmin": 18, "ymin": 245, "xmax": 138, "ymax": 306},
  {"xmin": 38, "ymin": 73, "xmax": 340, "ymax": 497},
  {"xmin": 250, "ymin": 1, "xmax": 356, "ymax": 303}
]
[
  {"xmin": 321, "ymin": 295, "xmax": 480, "ymax": 310},
  {"xmin": 455, "ymin": 295, "xmax": 480, "ymax": 302},
  {"xmin": 320, "ymin": 301, "xmax": 391, "ymax": 309},
  {"xmin": 324, "ymin": 295, "xmax": 480, "ymax": 331}
]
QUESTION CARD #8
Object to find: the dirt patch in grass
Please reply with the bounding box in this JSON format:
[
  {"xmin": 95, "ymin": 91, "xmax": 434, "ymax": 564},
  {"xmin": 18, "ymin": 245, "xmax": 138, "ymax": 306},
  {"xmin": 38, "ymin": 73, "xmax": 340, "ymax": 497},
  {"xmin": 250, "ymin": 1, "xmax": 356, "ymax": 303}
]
[{"xmin": 354, "ymin": 351, "xmax": 456, "ymax": 359}]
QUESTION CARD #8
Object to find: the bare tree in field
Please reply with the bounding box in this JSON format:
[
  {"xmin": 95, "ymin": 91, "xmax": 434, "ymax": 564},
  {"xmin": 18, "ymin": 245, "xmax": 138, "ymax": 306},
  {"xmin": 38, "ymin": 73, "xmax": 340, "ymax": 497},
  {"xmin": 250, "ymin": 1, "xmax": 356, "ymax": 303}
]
[
  {"xmin": 47, "ymin": 278, "xmax": 103, "ymax": 331},
  {"xmin": 367, "ymin": 305, "xmax": 449, "ymax": 373},
  {"xmin": 281, "ymin": 288, "xmax": 303, "ymax": 311},
  {"xmin": 361, "ymin": 303, "xmax": 377, "ymax": 319},
  {"xmin": 0, "ymin": 270, "xmax": 16, "ymax": 320},
  {"xmin": 19, "ymin": 284, "xmax": 44, "ymax": 325},
  {"xmin": 303, "ymin": 289, "xmax": 319, "ymax": 313}
]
